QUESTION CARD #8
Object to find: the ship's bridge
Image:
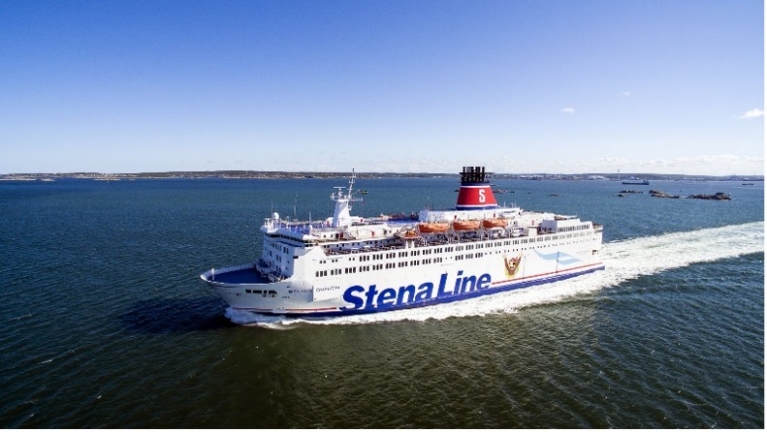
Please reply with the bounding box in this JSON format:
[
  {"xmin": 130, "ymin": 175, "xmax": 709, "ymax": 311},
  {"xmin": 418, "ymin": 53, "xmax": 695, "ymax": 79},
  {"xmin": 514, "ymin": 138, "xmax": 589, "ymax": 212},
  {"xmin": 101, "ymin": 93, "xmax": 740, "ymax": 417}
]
[{"xmin": 539, "ymin": 217, "xmax": 593, "ymax": 234}]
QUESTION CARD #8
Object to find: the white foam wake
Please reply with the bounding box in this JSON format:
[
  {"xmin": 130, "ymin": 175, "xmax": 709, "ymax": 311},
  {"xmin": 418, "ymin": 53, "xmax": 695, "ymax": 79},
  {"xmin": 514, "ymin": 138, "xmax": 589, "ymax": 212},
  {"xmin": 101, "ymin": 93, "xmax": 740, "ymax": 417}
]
[{"xmin": 226, "ymin": 222, "xmax": 764, "ymax": 328}]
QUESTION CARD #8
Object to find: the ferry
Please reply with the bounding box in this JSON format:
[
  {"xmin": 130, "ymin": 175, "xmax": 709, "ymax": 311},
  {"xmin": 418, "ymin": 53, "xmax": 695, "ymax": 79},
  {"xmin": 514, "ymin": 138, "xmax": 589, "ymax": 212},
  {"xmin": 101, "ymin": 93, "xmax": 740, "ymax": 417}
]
[
  {"xmin": 621, "ymin": 179, "xmax": 649, "ymax": 185},
  {"xmin": 201, "ymin": 167, "xmax": 605, "ymax": 317}
]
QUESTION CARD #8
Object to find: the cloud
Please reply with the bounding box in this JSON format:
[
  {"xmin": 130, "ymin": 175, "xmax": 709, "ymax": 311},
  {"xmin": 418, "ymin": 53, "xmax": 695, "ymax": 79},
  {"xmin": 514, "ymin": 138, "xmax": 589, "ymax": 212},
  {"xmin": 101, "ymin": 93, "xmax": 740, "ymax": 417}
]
[
  {"xmin": 561, "ymin": 107, "xmax": 575, "ymax": 115},
  {"xmin": 619, "ymin": 91, "xmax": 631, "ymax": 97},
  {"xmin": 739, "ymin": 108, "xmax": 764, "ymax": 119}
]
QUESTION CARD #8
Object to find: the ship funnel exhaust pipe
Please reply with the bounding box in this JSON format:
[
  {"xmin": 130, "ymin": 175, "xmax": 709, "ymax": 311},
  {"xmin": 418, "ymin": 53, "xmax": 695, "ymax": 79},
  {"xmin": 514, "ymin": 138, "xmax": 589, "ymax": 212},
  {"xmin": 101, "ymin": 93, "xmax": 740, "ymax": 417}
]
[{"xmin": 455, "ymin": 166, "xmax": 499, "ymax": 210}]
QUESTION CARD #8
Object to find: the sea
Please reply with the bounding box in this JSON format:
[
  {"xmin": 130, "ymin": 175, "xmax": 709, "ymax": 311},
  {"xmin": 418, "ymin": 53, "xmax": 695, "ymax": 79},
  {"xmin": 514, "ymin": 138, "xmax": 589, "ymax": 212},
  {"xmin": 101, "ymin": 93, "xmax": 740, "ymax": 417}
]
[{"xmin": 0, "ymin": 176, "xmax": 763, "ymax": 428}]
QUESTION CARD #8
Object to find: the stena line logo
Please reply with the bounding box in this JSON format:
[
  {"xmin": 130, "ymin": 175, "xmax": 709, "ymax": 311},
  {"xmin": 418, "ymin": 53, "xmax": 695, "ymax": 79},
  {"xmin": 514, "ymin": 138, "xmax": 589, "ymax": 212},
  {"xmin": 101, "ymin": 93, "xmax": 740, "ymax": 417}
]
[{"xmin": 342, "ymin": 271, "xmax": 492, "ymax": 311}]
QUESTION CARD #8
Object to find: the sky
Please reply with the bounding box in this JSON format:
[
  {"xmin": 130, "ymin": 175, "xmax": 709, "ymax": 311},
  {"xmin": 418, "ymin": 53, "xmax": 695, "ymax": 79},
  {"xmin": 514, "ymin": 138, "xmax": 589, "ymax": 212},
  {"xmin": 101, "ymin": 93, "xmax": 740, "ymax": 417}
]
[{"xmin": 0, "ymin": 0, "xmax": 764, "ymax": 175}]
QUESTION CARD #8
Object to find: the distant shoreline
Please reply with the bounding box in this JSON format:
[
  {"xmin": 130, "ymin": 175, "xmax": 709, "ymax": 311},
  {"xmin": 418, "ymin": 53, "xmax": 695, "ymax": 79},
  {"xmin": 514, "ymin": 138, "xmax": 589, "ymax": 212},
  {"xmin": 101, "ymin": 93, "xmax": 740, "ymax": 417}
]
[{"xmin": 0, "ymin": 171, "xmax": 763, "ymax": 182}]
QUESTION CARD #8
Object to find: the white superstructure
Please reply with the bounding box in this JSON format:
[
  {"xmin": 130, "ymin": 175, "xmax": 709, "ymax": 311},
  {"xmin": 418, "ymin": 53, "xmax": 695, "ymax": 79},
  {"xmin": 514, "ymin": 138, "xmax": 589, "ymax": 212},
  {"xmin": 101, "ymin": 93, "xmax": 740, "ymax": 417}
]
[{"xmin": 201, "ymin": 167, "xmax": 604, "ymax": 317}]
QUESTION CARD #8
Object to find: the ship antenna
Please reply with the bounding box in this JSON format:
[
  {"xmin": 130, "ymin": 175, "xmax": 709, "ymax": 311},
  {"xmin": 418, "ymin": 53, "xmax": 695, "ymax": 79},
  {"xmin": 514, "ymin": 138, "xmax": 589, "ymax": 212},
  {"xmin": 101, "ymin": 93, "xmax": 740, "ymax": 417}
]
[{"xmin": 348, "ymin": 168, "xmax": 356, "ymax": 212}]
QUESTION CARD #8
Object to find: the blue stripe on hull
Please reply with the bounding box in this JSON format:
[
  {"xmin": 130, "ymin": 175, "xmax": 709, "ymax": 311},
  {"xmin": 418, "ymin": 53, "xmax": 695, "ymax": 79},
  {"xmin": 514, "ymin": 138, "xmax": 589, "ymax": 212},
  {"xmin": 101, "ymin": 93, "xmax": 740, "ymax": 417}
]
[
  {"xmin": 454, "ymin": 205, "xmax": 500, "ymax": 210},
  {"xmin": 235, "ymin": 265, "xmax": 605, "ymax": 318}
]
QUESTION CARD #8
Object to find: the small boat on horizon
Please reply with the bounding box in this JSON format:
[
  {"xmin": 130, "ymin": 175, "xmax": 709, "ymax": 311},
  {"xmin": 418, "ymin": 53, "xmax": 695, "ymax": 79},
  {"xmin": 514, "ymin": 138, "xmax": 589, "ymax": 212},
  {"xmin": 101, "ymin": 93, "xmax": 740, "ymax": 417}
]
[{"xmin": 621, "ymin": 179, "xmax": 649, "ymax": 185}]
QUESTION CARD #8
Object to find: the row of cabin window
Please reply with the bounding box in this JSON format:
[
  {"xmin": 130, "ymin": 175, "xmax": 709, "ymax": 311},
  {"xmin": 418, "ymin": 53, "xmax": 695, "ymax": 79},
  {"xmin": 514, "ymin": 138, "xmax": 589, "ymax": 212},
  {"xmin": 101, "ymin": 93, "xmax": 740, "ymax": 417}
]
[
  {"xmin": 314, "ymin": 257, "xmax": 449, "ymax": 277},
  {"xmin": 557, "ymin": 224, "xmax": 590, "ymax": 232},
  {"xmin": 313, "ymin": 234, "xmax": 591, "ymax": 278},
  {"xmin": 315, "ymin": 233, "xmax": 594, "ymax": 273},
  {"xmin": 455, "ymin": 253, "xmax": 484, "ymax": 261},
  {"xmin": 245, "ymin": 289, "xmax": 277, "ymax": 297},
  {"xmin": 351, "ymin": 248, "xmax": 451, "ymax": 260},
  {"xmin": 323, "ymin": 231, "xmax": 592, "ymax": 261},
  {"xmin": 320, "ymin": 233, "xmax": 592, "ymax": 266},
  {"xmin": 267, "ymin": 242, "xmax": 290, "ymax": 253}
]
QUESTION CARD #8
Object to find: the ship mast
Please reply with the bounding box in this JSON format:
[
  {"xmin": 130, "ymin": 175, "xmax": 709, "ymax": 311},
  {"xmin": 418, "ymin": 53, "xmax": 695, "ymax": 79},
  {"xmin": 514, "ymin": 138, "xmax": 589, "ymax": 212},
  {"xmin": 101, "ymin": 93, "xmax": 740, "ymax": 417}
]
[{"xmin": 330, "ymin": 169, "xmax": 362, "ymax": 228}]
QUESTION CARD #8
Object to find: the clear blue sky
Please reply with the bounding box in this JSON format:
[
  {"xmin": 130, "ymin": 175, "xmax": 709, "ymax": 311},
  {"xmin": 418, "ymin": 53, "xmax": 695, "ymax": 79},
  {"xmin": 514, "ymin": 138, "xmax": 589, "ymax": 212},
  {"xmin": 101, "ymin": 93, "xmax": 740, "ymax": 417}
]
[{"xmin": 1, "ymin": 0, "xmax": 763, "ymax": 175}]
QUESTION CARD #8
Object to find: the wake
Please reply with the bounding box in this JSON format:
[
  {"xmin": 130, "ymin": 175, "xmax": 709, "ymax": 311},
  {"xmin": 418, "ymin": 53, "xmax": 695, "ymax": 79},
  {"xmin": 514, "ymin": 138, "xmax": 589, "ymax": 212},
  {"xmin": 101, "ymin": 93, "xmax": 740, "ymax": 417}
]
[{"xmin": 226, "ymin": 221, "xmax": 764, "ymax": 328}]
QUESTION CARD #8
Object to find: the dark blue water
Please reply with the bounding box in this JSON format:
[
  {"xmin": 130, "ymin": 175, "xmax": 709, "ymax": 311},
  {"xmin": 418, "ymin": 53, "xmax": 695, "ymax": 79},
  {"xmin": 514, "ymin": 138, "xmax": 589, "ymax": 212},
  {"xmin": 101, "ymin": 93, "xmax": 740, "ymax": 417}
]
[{"xmin": 0, "ymin": 177, "xmax": 762, "ymax": 428}]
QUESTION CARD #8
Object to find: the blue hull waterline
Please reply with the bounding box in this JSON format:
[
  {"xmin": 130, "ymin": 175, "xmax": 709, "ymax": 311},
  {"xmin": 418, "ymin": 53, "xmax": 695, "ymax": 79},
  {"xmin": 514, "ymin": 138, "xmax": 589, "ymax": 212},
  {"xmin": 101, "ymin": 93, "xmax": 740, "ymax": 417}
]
[{"xmin": 201, "ymin": 166, "xmax": 605, "ymax": 319}]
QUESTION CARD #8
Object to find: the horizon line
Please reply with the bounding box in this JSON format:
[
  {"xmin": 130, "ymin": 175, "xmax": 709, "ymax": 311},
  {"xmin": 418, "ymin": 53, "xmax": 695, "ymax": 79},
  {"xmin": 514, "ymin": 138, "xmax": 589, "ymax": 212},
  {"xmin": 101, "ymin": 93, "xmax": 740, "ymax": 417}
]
[{"xmin": 1, "ymin": 170, "xmax": 763, "ymax": 179}]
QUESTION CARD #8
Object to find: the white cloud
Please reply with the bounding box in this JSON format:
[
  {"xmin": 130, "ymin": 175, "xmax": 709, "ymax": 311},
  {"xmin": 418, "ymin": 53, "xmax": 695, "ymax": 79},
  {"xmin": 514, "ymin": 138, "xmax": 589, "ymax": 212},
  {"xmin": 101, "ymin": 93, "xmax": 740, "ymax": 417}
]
[
  {"xmin": 739, "ymin": 108, "xmax": 764, "ymax": 119},
  {"xmin": 561, "ymin": 107, "xmax": 575, "ymax": 115},
  {"xmin": 619, "ymin": 91, "xmax": 631, "ymax": 97}
]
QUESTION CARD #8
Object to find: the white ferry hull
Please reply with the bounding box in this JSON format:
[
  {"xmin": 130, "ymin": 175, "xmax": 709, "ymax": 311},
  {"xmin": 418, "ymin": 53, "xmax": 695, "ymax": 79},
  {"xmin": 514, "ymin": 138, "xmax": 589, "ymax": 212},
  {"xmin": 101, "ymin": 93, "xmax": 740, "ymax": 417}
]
[
  {"xmin": 201, "ymin": 166, "xmax": 606, "ymax": 319},
  {"xmin": 202, "ymin": 245, "xmax": 604, "ymax": 317}
]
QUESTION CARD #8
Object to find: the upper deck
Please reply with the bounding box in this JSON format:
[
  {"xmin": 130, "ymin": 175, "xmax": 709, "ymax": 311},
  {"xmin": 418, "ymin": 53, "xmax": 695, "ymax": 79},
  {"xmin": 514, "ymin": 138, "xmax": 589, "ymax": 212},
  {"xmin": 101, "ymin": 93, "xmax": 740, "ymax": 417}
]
[{"xmin": 261, "ymin": 208, "xmax": 601, "ymax": 256}]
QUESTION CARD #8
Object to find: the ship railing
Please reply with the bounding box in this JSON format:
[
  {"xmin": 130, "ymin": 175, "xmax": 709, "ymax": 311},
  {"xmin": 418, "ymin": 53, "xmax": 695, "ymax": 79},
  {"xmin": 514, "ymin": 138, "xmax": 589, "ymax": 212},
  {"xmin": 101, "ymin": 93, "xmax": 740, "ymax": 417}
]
[
  {"xmin": 270, "ymin": 220, "xmax": 329, "ymax": 234},
  {"xmin": 266, "ymin": 271, "xmax": 287, "ymax": 282},
  {"xmin": 204, "ymin": 261, "xmax": 259, "ymax": 281},
  {"xmin": 323, "ymin": 242, "xmax": 406, "ymax": 256},
  {"xmin": 352, "ymin": 220, "xmax": 387, "ymax": 226}
]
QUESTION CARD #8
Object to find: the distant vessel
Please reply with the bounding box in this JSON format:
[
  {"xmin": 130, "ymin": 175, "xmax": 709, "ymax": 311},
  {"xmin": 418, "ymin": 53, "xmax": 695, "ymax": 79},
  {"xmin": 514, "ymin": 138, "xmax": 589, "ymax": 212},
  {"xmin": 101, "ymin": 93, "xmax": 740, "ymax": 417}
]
[
  {"xmin": 621, "ymin": 179, "xmax": 649, "ymax": 185},
  {"xmin": 201, "ymin": 166, "xmax": 605, "ymax": 317}
]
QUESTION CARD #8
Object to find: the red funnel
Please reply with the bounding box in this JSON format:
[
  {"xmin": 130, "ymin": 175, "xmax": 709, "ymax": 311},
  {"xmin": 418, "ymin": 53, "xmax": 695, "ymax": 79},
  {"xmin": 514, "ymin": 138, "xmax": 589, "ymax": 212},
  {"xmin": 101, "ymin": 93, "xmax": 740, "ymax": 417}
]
[{"xmin": 455, "ymin": 166, "xmax": 498, "ymax": 210}]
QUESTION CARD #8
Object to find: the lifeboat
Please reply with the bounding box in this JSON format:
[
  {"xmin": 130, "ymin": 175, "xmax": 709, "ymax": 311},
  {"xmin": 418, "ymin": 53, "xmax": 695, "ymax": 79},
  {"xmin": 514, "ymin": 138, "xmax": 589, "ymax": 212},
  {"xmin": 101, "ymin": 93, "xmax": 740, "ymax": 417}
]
[
  {"xmin": 418, "ymin": 222, "xmax": 449, "ymax": 233},
  {"xmin": 396, "ymin": 229, "xmax": 419, "ymax": 239},
  {"xmin": 452, "ymin": 220, "xmax": 481, "ymax": 231},
  {"xmin": 482, "ymin": 218, "xmax": 507, "ymax": 229}
]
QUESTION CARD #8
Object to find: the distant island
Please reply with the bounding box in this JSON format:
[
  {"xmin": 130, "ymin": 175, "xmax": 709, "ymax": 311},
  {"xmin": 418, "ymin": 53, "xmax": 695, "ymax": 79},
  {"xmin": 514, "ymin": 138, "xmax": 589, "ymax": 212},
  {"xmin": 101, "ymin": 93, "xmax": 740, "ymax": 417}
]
[{"xmin": 0, "ymin": 171, "xmax": 763, "ymax": 182}]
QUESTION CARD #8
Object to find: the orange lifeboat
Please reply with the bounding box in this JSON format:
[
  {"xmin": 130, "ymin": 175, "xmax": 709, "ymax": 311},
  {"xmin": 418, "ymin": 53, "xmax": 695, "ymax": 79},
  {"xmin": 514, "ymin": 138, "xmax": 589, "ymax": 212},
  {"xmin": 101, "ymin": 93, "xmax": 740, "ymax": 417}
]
[
  {"xmin": 418, "ymin": 222, "xmax": 449, "ymax": 233},
  {"xmin": 396, "ymin": 229, "xmax": 419, "ymax": 239},
  {"xmin": 452, "ymin": 220, "xmax": 481, "ymax": 231},
  {"xmin": 482, "ymin": 218, "xmax": 507, "ymax": 229}
]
